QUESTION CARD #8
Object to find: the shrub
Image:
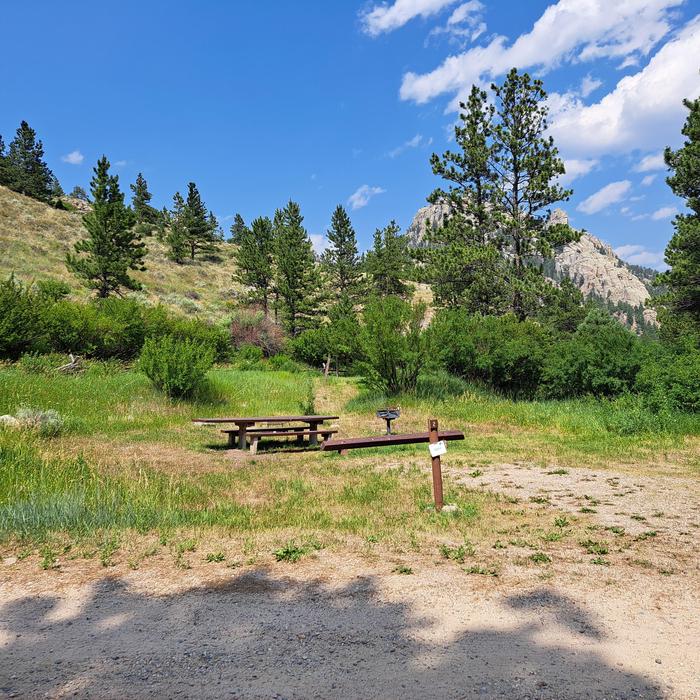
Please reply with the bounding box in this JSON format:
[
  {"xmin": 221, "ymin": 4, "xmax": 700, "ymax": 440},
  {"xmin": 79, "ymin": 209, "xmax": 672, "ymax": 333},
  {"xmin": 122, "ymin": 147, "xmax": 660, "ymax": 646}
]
[
  {"xmin": 15, "ymin": 407, "xmax": 65, "ymax": 437},
  {"xmin": 540, "ymin": 309, "xmax": 641, "ymax": 399},
  {"xmin": 16, "ymin": 353, "xmax": 68, "ymax": 375},
  {"xmin": 35, "ymin": 278, "xmax": 71, "ymax": 301},
  {"xmin": 138, "ymin": 335, "xmax": 215, "ymax": 398},
  {"xmin": 635, "ymin": 345, "xmax": 700, "ymax": 412},
  {"xmin": 0, "ymin": 276, "xmax": 47, "ymax": 359},
  {"xmin": 416, "ymin": 371, "xmax": 469, "ymax": 400},
  {"xmin": 428, "ymin": 310, "xmax": 551, "ymax": 398},
  {"xmin": 267, "ymin": 354, "xmax": 302, "ymax": 372},
  {"xmin": 237, "ymin": 344, "xmax": 264, "ymax": 362},
  {"xmin": 230, "ymin": 308, "xmax": 285, "ymax": 356},
  {"xmin": 358, "ymin": 296, "xmax": 427, "ymax": 395},
  {"xmin": 288, "ymin": 328, "xmax": 328, "ymax": 369}
]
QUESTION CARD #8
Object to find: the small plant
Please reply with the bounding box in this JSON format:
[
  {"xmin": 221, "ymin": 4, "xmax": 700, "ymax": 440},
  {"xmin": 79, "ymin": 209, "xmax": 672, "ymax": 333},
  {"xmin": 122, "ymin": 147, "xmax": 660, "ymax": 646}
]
[
  {"xmin": 605, "ymin": 526, "xmax": 626, "ymax": 536},
  {"xmin": 99, "ymin": 537, "xmax": 119, "ymax": 567},
  {"xmin": 591, "ymin": 557, "xmax": 610, "ymax": 566},
  {"xmin": 542, "ymin": 530, "xmax": 564, "ymax": 542},
  {"xmin": 40, "ymin": 546, "xmax": 57, "ymax": 570},
  {"xmin": 138, "ymin": 335, "xmax": 215, "ymax": 398},
  {"xmin": 468, "ymin": 469, "xmax": 483, "ymax": 478},
  {"xmin": 634, "ymin": 530, "xmax": 658, "ymax": 541},
  {"xmin": 274, "ymin": 540, "xmax": 316, "ymax": 563},
  {"xmin": 366, "ymin": 534, "xmax": 378, "ymax": 543},
  {"xmin": 439, "ymin": 541, "xmax": 474, "ymax": 563},
  {"xmin": 393, "ymin": 564, "xmax": 413, "ymax": 575},
  {"xmin": 205, "ymin": 551, "xmax": 226, "ymax": 563},
  {"xmin": 579, "ymin": 507, "xmax": 597, "ymax": 513},
  {"xmin": 529, "ymin": 551, "xmax": 551, "ymax": 564},
  {"xmin": 464, "ymin": 565, "xmax": 498, "ymax": 576},
  {"xmin": 492, "ymin": 540, "xmax": 507, "ymax": 549},
  {"xmin": 554, "ymin": 516, "xmax": 570, "ymax": 528},
  {"xmin": 530, "ymin": 495, "xmax": 550, "ymax": 505},
  {"xmin": 630, "ymin": 514, "xmax": 647, "ymax": 522},
  {"xmin": 546, "ymin": 468, "xmax": 569, "ymax": 475},
  {"xmin": 298, "ymin": 380, "xmax": 316, "ymax": 415},
  {"xmin": 580, "ymin": 539, "xmax": 609, "ymax": 555},
  {"xmin": 15, "ymin": 407, "xmax": 65, "ymax": 437}
]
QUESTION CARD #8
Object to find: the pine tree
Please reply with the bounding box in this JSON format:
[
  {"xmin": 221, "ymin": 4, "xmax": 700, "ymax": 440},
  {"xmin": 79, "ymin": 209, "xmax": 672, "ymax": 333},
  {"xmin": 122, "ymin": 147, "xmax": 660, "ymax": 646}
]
[
  {"xmin": 0, "ymin": 135, "xmax": 7, "ymax": 187},
  {"xmin": 657, "ymin": 96, "xmax": 700, "ymax": 326},
  {"xmin": 166, "ymin": 192, "xmax": 188, "ymax": 263},
  {"xmin": 273, "ymin": 201, "xmax": 323, "ymax": 336},
  {"xmin": 234, "ymin": 216, "xmax": 275, "ymax": 315},
  {"xmin": 425, "ymin": 71, "xmax": 577, "ymax": 319},
  {"xmin": 130, "ymin": 173, "xmax": 159, "ymax": 234},
  {"xmin": 364, "ymin": 221, "xmax": 412, "ymax": 298},
  {"xmin": 181, "ymin": 182, "xmax": 221, "ymax": 260},
  {"xmin": 69, "ymin": 185, "xmax": 89, "ymax": 201},
  {"xmin": 229, "ymin": 213, "xmax": 248, "ymax": 244},
  {"xmin": 66, "ymin": 156, "xmax": 146, "ymax": 297},
  {"xmin": 4, "ymin": 121, "xmax": 57, "ymax": 202},
  {"xmin": 322, "ymin": 205, "xmax": 363, "ymax": 301}
]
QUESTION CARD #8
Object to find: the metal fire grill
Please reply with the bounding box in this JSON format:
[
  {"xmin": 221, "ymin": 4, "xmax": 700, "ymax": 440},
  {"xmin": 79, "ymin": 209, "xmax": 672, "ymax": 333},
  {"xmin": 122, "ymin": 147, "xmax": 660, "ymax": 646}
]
[{"xmin": 376, "ymin": 408, "xmax": 400, "ymax": 435}]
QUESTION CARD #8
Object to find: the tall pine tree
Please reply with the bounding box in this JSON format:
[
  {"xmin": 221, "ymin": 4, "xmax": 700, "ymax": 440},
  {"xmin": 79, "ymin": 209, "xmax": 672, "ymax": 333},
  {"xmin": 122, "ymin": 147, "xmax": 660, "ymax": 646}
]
[
  {"xmin": 166, "ymin": 192, "xmax": 188, "ymax": 263},
  {"xmin": 364, "ymin": 221, "xmax": 412, "ymax": 298},
  {"xmin": 273, "ymin": 201, "xmax": 323, "ymax": 336},
  {"xmin": 181, "ymin": 182, "xmax": 221, "ymax": 260},
  {"xmin": 130, "ymin": 173, "xmax": 159, "ymax": 234},
  {"xmin": 3, "ymin": 121, "xmax": 56, "ymax": 202},
  {"xmin": 229, "ymin": 213, "xmax": 248, "ymax": 244},
  {"xmin": 322, "ymin": 205, "xmax": 363, "ymax": 302},
  {"xmin": 67, "ymin": 156, "xmax": 146, "ymax": 297},
  {"xmin": 234, "ymin": 216, "xmax": 275, "ymax": 315},
  {"xmin": 657, "ymin": 95, "xmax": 700, "ymax": 327}
]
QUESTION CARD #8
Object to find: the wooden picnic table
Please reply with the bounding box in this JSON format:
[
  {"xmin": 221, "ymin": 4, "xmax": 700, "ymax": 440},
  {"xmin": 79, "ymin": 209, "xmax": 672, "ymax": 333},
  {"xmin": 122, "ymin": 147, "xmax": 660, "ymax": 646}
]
[{"xmin": 193, "ymin": 415, "xmax": 339, "ymax": 450}]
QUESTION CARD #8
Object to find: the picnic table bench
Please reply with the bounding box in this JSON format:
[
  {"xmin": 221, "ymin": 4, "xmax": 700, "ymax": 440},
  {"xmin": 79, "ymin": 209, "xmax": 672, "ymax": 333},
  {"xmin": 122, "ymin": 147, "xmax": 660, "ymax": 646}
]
[
  {"xmin": 193, "ymin": 415, "xmax": 339, "ymax": 452},
  {"xmin": 322, "ymin": 429, "xmax": 464, "ymax": 454}
]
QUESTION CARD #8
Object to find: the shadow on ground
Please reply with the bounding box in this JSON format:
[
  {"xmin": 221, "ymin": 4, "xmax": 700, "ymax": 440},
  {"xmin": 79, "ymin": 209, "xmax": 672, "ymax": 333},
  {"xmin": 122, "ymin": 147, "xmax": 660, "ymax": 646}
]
[{"xmin": 0, "ymin": 571, "xmax": 662, "ymax": 699}]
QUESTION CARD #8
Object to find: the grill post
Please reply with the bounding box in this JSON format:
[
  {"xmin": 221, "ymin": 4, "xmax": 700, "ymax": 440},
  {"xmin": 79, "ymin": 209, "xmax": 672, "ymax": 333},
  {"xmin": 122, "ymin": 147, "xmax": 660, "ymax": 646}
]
[{"xmin": 428, "ymin": 418, "xmax": 444, "ymax": 512}]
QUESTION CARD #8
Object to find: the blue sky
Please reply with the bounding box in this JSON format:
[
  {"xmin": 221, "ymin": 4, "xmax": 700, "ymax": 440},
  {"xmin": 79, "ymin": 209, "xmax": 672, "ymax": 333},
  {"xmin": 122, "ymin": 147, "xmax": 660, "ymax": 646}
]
[{"xmin": 1, "ymin": 1, "xmax": 698, "ymax": 268}]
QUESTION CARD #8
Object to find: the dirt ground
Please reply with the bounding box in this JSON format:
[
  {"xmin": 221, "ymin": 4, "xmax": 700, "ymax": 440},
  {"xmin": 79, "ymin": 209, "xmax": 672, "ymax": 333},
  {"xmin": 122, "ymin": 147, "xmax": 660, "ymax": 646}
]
[{"xmin": 1, "ymin": 461, "xmax": 699, "ymax": 700}]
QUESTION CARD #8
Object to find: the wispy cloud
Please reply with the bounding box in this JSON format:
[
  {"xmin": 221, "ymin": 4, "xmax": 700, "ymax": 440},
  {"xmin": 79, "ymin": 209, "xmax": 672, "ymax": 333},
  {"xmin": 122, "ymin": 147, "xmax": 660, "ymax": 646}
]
[
  {"xmin": 579, "ymin": 74, "xmax": 602, "ymax": 98},
  {"xmin": 634, "ymin": 151, "xmax": 666, "ymax": 172},
  {"xmin": 614, "ymin": 244, "xmax": 666, "ymax": 268},
  {"xmin": 559, "ymin": 158, "xmax": 598, "ymax": 185},
  {"xmin": 641, "ymin": 174, "xmax": 657, "ymax": 186},
  {"xmin": 651, "ymin": 205, "xmax": 678, "ymax": 220},
  {"xmin": 361, "ymin": 0, "xmax": 459, "ymax": 37},
  {"xmin": 388, "ymin": 133, "xmax": 431, "ymax": 158},
  {"xmin": 61, "ymin": 150, "xmax": 84, "ymax": 165},
  {"xmin": 577, "ymin": 180, "xmax": 631, "ymax": 215},
  {"xmin": 427, "ymin": 1, "xmax": 486, "ymax": 44},
  {"xmin": 348, "ymin": 184, "xmax": 386, "ymax": 210},
  {"xmin": 114, "ymin": 160, "xmax": 128, "ymax": 168}
]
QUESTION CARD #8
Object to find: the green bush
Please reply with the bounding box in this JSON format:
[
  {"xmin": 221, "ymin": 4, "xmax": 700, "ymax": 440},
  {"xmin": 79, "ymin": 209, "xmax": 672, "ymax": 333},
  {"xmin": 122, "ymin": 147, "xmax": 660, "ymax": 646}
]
[
  {"xmin": 229, "ymin": 308, "xmax": 285, "ymax": 356},
  {"xmin": 540, "ymin": 309, "xmax": 641, "ymax": 399},
  {"xmin": 358, "ymin": 296, "xmax": 427, "ymax": 395},
  {"xmin": 429, "ymin": 310, "xmax": 551, "ymax": 398},
  {"xmin": 635, "ymin": 345, "xmax": 700, "ymax": 412},
  {"xmin": 35, "ymin": 278, "xmax": 71, "ymax": 301},
  {"xmin": 237, "ymin": 344, "xmax": 264, "ymax": 362},
  {"xmin": 287, "ymin": 328, "xmax": 328, "ymax": 369},
  {"xmin": 15, "ymin": 407, "xmax": 65, "ymax": 437},
  {"xmin": 138, "ymin": 335, "xmax": 215, "ymax": 398},
  {"xmin": 0, "ymin": 276, "xmax": 47, "ymax": 359},
  {"xmin": 267, "ymin": 354, "xmax": 303, "ymax": 372}
]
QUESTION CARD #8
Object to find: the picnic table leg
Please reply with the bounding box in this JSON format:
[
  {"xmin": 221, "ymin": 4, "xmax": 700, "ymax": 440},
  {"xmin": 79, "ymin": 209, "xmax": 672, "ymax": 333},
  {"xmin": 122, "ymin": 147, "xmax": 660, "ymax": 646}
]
[
  {"xmin": 250, "ymin": 436, "xmax": 259, "ymax": 455},
  {"xmin": 308, "ymin": 422, "xmax": 319, "ymax": 446},
  {"xmin": 238, "ymin": 424, "xmax": 247, "ymax": 450}
]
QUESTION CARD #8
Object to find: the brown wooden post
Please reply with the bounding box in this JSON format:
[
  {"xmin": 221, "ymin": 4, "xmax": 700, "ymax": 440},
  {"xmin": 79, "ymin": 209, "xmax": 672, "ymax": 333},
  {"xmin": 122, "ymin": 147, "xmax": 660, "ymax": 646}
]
[{"xmin": 428, "ymin": 418, "xmax": 444, "ymax": 512}]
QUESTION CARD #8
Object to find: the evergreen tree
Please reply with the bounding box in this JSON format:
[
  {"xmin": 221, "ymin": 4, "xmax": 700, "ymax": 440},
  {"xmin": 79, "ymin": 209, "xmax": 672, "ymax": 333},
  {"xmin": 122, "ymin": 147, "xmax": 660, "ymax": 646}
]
[
  {"xmin": 364, "ymin": 221, "xmax": 412, "ymax": 298},
  {"xmin": 166, "ymin": 192, "xmax": 188, "ymax": 263},
  {"xmin": 425, "ymin": 71, "xmax": 577, "ymax": 319},
  {"xmin": 130, "ymin": 173, "xmax": 159, "ymax": 234},
  {"xmin": 273, "ymin": 201, "xmax": 323, "ymax": 336},
  {"xmin": 322, "ymin": 204, "xmax": 363, "ymax": 301},
  {"xmin": 325, "ymin": 294, "xmax": 362, "ymax": 373},
  {"xmin": 3, "ymin": 121, "xmax": 57, "ymax": 202},
  {"xmin": 66, "ymin": 156, "xmax": 146, "ymax": 297},
  {"xmin": 181, "ymin": 182, "xmax": 222, "ymax": 260},
  {"xmin": 234, "ymin": 216, "xmax": 275, "ymax": 315},
  {"xmin": 0, "ymin": 135, "xmax": 6, "ymax": 186},
  {"xmin": 229, "ymin": 213, "xmax": 248, "ymax": 244},
  {"xmin": 657, "ymin": 95, "xmax": 700, "ymax": 326},
  {"xmin": 69, "ymin": 185, "xmax": 89, "ymax": 201}
]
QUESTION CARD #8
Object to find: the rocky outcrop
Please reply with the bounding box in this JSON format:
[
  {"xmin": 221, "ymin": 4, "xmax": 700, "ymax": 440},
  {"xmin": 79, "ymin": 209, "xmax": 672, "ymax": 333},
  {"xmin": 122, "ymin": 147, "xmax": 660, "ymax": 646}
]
[{"xmin": 406, "ymin": 204, "xmax": 657, "ymax": 327}]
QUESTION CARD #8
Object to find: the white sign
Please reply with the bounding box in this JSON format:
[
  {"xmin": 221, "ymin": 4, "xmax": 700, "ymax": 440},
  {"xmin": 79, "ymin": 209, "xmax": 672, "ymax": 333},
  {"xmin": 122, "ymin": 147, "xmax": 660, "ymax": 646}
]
[{"xmin": 429, "ymin": 440, "xmax": 447, "ymax": 458}]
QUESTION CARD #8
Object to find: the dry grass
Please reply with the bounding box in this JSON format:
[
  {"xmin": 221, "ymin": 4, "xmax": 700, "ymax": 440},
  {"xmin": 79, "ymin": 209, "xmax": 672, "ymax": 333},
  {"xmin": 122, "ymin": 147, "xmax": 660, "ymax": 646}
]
[{"xmin": 0, "ymin": 185, "xmax": 242, "ymax": 321}]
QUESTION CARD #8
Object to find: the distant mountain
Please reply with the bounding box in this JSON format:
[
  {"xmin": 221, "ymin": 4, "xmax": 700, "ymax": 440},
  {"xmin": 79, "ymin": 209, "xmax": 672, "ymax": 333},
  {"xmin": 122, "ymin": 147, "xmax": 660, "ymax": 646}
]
[{"xmin": 406, "ymin": 204, "xmax": 658, "ymax": 333}]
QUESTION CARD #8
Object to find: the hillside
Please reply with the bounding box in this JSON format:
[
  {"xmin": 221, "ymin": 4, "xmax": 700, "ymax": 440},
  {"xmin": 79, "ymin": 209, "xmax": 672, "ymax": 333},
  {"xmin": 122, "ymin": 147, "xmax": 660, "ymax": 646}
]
[{"xmin": 0, "ymin": 186, "xmax": 240, "ymax": 321}]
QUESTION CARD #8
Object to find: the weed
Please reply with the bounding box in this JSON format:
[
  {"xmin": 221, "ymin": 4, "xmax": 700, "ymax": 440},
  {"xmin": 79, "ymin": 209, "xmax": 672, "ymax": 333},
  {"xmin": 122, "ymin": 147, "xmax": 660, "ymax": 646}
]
[
  {"xmin": 580, "ymin": 539, "xmax": 609, "ymax": 555},
  {"xmin": 605, "ymin": 526, "xmax": 626, "ymax": 536},
  {"xmin": 492, "ymin": 540, "xmax": 507, "ymax": 549},
  {"xmin": 542, "ymin": 530, "xmax": 564, "ymax": 542},
  {"xmin": 591, "ymin": 557, "xmax": 610, "ymax": 566},
  {"xmin": 529, "ymin": 551, "xmax": 551, "ymax": 564},
  {"xmin": 205, "ymin": 551, "xmax": 226, "ymax": 563},
  {"xmin": 274, "ymin": 539, "xmax": 321, "ymax": 563},
  {"xmin": 554, "ymin": 516, "xmax": 570, "ymax": 529},
  {"xmin": 464, "ymin": 565, "xmax": 498, "ymax": 576},
  {"xmin": 546, "ymin": 468, "xmax": 569, "ymax": 475},
  {"xmin": 530, "ymin": 496, "xmax": 550, "ymax": 505},
  {"xmin": 99, "ymin": 536, "xmax": 119, "ymax": 567},
  {"xmin": 439, "ymin": 541, "xmax": 474, "ymax": 563},
  {"xmin": 579, "ymin": 507, "xmax": 597, "ymax": 513},
  {"xmin": 39, "ymin": 546, "xmax": 57, "ymax": 570},
  {"xmin": 393, "ymin": 564, "xmax": 413, "ymax": 575},
  {"xmin": 469, "ymin": 469, "xmax": 483, "ymax": 478},
  {"xmin": 630, "ymin": 514, "xmax": 647, "ymax": 522},
  {"xmin": 634, "ymin": 530, "xmax": 658, "ymax": 542},
  {"xmin": 366, "ymin": 535, "xmax": 378, "ymax": 543}
]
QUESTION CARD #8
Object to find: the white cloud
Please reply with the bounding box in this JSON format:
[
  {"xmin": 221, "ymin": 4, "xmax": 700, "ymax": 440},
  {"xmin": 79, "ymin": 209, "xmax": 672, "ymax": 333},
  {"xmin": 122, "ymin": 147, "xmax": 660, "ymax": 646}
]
[
  {"xmin": 114, "ymin": 160, "xmax": 127, "ymax": 167},
  {"xmin": 641, "ymin": 174, "xmax": 657, "ymax": 186},
  {"xmin": 388, "ymin": 133, "xmax": 431, "ymax": 158},
  {"xmin": 580, "ymin": 74, "xmax": 602, "ymax": 98},
  {"xmin": 400, "ymin": 0, "xmax": 683, "ymax": 105},
  {"xmin": 361, "ymin": 0, "xmax": 459, "ymax": 37},
  {"xmin": 559, "ymin": 158, "xmax": 598, "ymax": 185},
  {"xmin": 634, "ymin": 151, "xmax": 666, "ymax": 172},
  {"xmin": 61, "ymin": 150, "xmax": 84, "ymax": 165},
  {"xmin": 428, "ymin": 1, "xmax": 485, "ymax": 43},
  {"xmin": 577, "ymin": 180, "xmax": 631, "ymax": 214},
  {"xmin": 310, "ymin": 234, "xmax": 330, "ymax": 255},
  {"xmin": 651, "ymin": 205, "xmax": 678, "ymax": 220},
  {"xmin": 549, "ymin": 17, "xmax": 700, "ymax": 157},
  {"xmin": 348, "ymin": 184, "xmax": 386, "ymax": 210},
  {"xmin": 614, "ymin": 243, "xmax": 666, "ymax": 268}
]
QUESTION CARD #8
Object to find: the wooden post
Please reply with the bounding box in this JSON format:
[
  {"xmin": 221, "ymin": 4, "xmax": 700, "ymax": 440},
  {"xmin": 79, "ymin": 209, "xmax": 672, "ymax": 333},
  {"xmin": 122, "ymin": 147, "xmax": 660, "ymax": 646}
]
[{"xmin": 428, "ymin": 418, "xmax": 444, "ymax": 512}]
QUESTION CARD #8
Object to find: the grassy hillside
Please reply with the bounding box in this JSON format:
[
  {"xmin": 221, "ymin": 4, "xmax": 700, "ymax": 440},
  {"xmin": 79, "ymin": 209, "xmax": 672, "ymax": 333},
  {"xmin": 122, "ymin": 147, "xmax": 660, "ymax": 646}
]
[{"xmin": 0, "ymin": 186, "xmax": 241, "ymax": 321}]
